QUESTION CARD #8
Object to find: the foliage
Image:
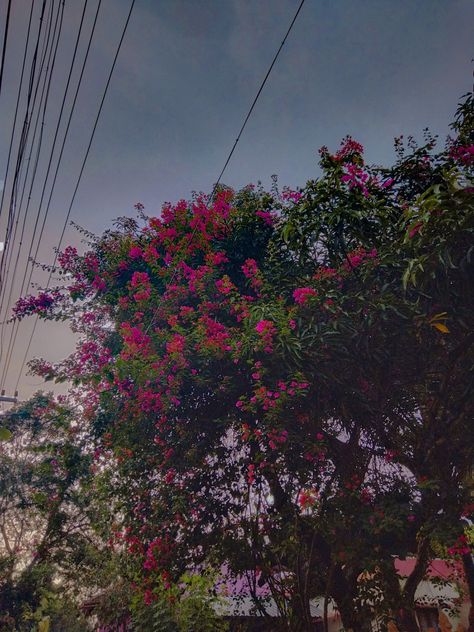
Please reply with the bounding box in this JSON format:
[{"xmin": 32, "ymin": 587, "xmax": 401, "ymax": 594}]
[
  {"xmin": 130, "ymin": 572, "xmax": 228, "ymax": 632},
  {"xmin": 11, "ymin": 91, "xmax": 474, "ymax": 631}
]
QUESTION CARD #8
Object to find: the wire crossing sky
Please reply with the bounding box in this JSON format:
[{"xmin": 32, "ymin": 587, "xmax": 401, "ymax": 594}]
[{"xmin": 0, "ymin": 0, "xmax": 472, "ymax": 400}]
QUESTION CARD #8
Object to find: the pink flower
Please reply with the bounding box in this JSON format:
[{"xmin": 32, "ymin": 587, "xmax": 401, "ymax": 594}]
[
  {"xmin": 255, "ymin": 319, "xmax": 274, "ymax": 334},
  {"xmin": 256, "ymin": 209, "xmax": 275, "ymax": 226},
  {"xmin": 281, "ymin": 188, "xmax": 302, "ymax": 203},
  {"xmin": 341, "ymin": 163, "xmax": 370, "ymax": 197},
  {"xmin": 293, "ymin": 287, "xmax": 317, "ymax": 305},
  {"xmin": 92, "ymin": 276, "xmax": 106, "ymax": 292},
  {"xmin": 450, "ymin": 144, "xmax": 474, "ymax": 165},
  {"xmin": 166, "ymin": 334, "xmax": 186, "ymax": 355},
  {"xmin": 215, "ymin": 276, "xmax": 234, "ymax": 295},
  {"xmin": 247, "ymin": 464, "xmax": 256, "ymax": 485},
  {"xmin": 334, "ymin": 137, "xmax": 364, "ymax": 162},
  {"xmin": 130, "ymin": 271, "xmax": 150, "ymax": 286},
  {"xmin": 242, "ymin": 258, "xmax": 259, "ymax": 279},
  {"xmin": 129, "ymin": 246, "xmax": 143, "ymax": 259}
]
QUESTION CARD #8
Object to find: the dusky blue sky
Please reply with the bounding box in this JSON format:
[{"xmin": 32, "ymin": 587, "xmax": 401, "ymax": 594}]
[{"xmin": 0, "ymin": 0, "xmax": 473, "ymax": 399}]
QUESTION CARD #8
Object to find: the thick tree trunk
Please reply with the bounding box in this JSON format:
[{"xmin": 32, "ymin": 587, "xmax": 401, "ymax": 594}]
[
  {"xmin": 336, "ymin": 606, "xmax": 366, "ymax": 632},
  {"xmin": 397, "ymin": 608, "xmax": 420, "ymax": 632}
]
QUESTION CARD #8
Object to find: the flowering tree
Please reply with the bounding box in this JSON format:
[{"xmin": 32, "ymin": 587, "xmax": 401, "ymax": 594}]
[{"xmin": 14, "ymin": 92, "xmax": 474, "ymax": 631}]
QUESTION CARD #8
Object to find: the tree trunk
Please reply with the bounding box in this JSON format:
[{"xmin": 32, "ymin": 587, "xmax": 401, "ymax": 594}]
[
  {"xmin": 397, "ymin": 608, "xmax": 420, "ymax": 632},
  {"xmin": 337, "ymin": 607, "xmax": 366, "ymax": 632}
]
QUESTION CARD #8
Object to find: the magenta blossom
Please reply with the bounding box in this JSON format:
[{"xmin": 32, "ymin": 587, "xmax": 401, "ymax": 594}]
[
  {"xmin": 129, "ymin": 246, "xmax": 143, "ymax": 259},
  {"xmin": 293, "ymin": 287, "xmax": 317, "ymax": 305}
]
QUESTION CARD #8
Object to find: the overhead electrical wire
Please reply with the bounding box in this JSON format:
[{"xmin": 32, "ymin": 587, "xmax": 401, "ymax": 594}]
[
  {"xmin": 144, "ymin": 0, "xmax": 306, "ymax": 336},
  {"xmin": 0, "ymin": 0, "xmax": 36, "ymax": 287},
  {"xmin": 0, "ymin": 0, "xmax": 13, "ymax": 99},
  {"xmin": 2, "ymin": 0, "xmax": 63, "ymax": 300},
  {"xmin": 0, "ymin": 0, "xmax": 48, "ymax": 268},
  {"xmin": 0, "ymin": 0, "xmax": 90, "ymax": 390},
  {"xmin": 0, "ymin": 0, "xmax": 52, "ymax": 366},
  {"xmin": 25, "ymin": 0, "xmax": 101, "ymax": 295},
  {"xmin": 2, "ymin": 0, "xmax": 90, "ymax": 323},
  {"xmin": 212, "ymin": 0, "xmax": 306, "ymax": 197},
  {"xmin": 2, "ymin": 0, "xmax": 101, "ymax": 390},
  {"xmin": 12, "ymin": 0, "xmax": 136, "ymax": 392},
  {"xmin": 12, "ymin": 0, "xmax": 303, "ymax": 394},
  {"xmin": 1, "ymin": 0, "xmax": 64, "ymax": 390},
  {"xmin": 0, "ymin": 0, "xmax": 53, "ymax": 300}
]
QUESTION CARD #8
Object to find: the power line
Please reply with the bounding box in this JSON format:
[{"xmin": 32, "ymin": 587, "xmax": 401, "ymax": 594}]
[
  {"xmin": 0, "ymin": 0, "xmax": 64, "ymax": 390},
  {"xmin": 3, "ymin": 0, "xmax": 90, "ymax": 320},
  {"xmin": 212, "ymin": 0, "xmax": 306, "ymax": 195},
  {"xmin": 144, "ymin": 0, "xmax": 306, "ymax": 336},
  {"xmin": 14, "ymin": 0, "xmax": 303, "ymax": 393},
  {"xmin": 0, "ymin": 0, "xmax": 13, "ymax": 99},
  {"xmin": 0, "ymin": 1, "xmax": 55, "ymax": 330},
  {"xmin": 0, "ymin": 0, "xmax": 47, "ymax": 256},
  {"xmin": 13, "ymin": 0, "xmax": 136, "ymax": 392},
  {"xmin": 4, "ymin": 0, "xmax": 103, "ymax": 392},
  {"xmin": 0, "ymin": 0, "xmax": 50, "ymax": 288},
  {"xmin": 0, "ymin": 0, "xmax": 36, "ymax": 292},
  {"xmin": 25, "ymin": 0, "xmax": 101, "ymax": 293},
  {"xmin": 51, "ymin": 0, "xmax": 136, "ymax": 263},
  {"xmin": 1, "ymin": 0, "xmax": 62, "ymax": 299},
  {"xmin": 1, "ymin": 0, "xmax": 94, "ymax": 391},
  {"xmin": 0, "ymin": 0, "xmax": 51, "ymax": 365}
]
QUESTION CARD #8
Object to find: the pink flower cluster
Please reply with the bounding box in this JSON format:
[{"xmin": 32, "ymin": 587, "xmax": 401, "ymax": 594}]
[
  {"xmin": 13, "ymin": 291, "xmax": 60, "ymax": 320},
  {"xmin": 198, "ymin": 315, "xmax": 231, "ymax": 354},
  {"xmin": 242, "ymin": 378, "xmax": 309, "ymax": 414},
  {"xmin": 242, "ymin": 258, "xmax": 263, "ymax": 293},
  {"xmin": 334, "ymin": 137, "xmax": 364, "ymax": 162},
  {"xmin": 343, "ymin": 247, "xmax": 378, "ymax": 270},
  {"xmin": 450, "ymin": 144, "xmax": 474, "ymax": 166},
  {"xmin": 247, "ymin": 463, "xmax": 256, "ymax": 485},
  {"xmin": 120, "ymin": 323, "xmax": 151, "ymax": 358},
  {"xmin": 281, "ymin": 188, "xmax": 303, "ymax": 203},
  {"xmin": 130, "ymin": 271, "xmax": 151, "ymax": 302},
  {"xmin": 256, "ymin": 209, "xmax": 275, "ymax": 226},
  {"xmin": 293, "ymin": 287, "xmax": 317, "ymax": 305},
  {"xmin": 267, "ymin": 428, "xmax": 288, "ymax": 450},
  {"xmin": 215, "ymin": 276, "xmax": 235, "ymax": 295},
  {"xmin": 57, "ymin": 246, "xmax": 78, "ymax": 272},
  {"xmin": 143, "ymin": 537, "xmax": 173, "ymax": 571},
  {"xmin": 447, "ymin": 534, "xmax": 471, "ymax": 557},
  {"xmin": 129, "ymin": 246, "xmax": 143, "ymax": 259},
  {"xmin": 341, "ymin": 163, "xmax": 370, "ymax": 197},
  {"xmin": 255, "ymin": 319, "xmax": 276, "ymax": 353},
  {"xmin": 166, "ymin": 333, "xmax": 186, "ymax": 355}
]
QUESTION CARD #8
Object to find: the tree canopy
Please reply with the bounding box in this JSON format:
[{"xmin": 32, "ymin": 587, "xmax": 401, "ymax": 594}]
[{"xmin": 8, "ymin": 91, "xmax": 474, "ymax": 632}]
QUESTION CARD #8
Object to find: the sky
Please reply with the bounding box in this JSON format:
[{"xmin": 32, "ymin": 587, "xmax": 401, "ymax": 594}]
[{"xmin": 0, "ymin": 0, "xmax": 473, "ymax": 402}]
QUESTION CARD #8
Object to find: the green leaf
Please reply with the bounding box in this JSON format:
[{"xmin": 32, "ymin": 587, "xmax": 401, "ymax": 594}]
[{"xmin": 0, "ymin": 427, "xmax": 12, "ymax": 441}]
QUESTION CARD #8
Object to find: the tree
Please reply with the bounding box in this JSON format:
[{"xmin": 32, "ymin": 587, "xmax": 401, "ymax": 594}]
[
  {"xmin": 14, "ymin": 91, "xmax": 474, "ymax": 631},
  {"xmin": 0, "ymin": 394, "xmax": 94, "ymax": 630}
]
